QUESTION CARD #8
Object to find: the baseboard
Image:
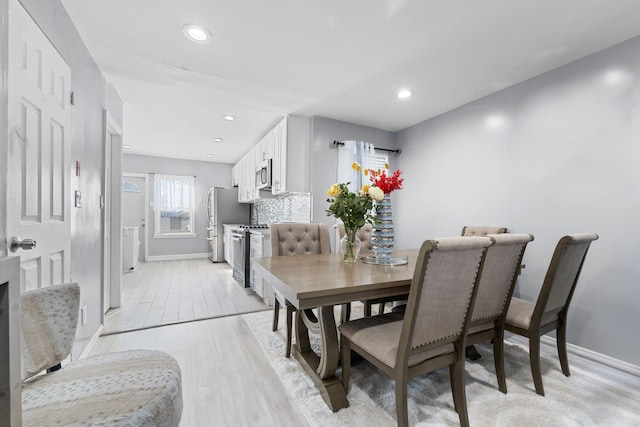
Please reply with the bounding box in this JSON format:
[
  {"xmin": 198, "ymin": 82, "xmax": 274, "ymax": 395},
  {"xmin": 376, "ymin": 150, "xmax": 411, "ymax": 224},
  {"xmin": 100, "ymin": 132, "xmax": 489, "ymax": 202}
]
[
  {"xmin": 78, "ymin": 324, "xmax": 104, "ymax": 360},
  {"xmin": 146, "ymin": 252, "xmax": 210, "ymax": 262},
  {"xmin": 507, "ymin": 334, "xmax": 640, "ymax": 379}
]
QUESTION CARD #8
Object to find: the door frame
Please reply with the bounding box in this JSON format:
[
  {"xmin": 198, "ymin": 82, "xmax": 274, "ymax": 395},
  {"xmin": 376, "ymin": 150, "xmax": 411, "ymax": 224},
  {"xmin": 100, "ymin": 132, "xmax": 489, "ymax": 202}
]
[
  {"xmin": 122, "ymin": 172, "xmax": 149, "ymax": 262},
  {"xmin": 103, "ymin": 110, "xmax": 122, "ymax": 312}
]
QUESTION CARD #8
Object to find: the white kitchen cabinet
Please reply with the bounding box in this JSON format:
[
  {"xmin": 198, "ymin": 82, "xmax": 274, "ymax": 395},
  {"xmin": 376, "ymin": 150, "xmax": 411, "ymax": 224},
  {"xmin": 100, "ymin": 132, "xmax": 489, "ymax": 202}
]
[
  {"xmin": 232, "ymin": 115, "xmax": 309, "ymax": 200},
  {"xmin": 271, "ymin": 115, "xmax": 309, "ymax": 195}
]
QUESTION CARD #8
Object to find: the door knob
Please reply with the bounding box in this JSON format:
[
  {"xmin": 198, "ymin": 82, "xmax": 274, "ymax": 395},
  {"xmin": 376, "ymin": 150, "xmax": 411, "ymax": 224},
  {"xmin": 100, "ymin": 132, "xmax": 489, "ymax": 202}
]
[{"xmin": 9, "ymin": 236, "xmax": 37, "ymax": 252}]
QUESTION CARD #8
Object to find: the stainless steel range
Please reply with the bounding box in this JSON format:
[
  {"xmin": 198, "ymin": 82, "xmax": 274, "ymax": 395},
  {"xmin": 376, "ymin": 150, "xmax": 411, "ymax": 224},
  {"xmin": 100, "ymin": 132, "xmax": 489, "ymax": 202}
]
[{"xmin": 229, "ymin": 224, "xmax": 269, "ymax": 287}]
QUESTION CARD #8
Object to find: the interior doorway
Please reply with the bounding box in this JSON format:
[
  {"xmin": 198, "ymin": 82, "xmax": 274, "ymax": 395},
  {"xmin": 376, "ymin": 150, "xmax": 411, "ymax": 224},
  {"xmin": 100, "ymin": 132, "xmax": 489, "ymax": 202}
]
[
  {"xmin": 103, "ymin": 111, "xmax": 123, "ymax": 313},
  {"xmin": 122, "ymin": 173, "xmax": 148, "ymax": 263}
]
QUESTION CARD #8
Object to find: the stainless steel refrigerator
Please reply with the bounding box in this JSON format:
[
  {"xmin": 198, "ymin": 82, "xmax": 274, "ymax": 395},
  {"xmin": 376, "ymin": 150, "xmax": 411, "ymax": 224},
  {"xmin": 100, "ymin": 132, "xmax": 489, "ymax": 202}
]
[{"xmin": 207, "ymin": 187, "xmax": 250, "ymax": 262}]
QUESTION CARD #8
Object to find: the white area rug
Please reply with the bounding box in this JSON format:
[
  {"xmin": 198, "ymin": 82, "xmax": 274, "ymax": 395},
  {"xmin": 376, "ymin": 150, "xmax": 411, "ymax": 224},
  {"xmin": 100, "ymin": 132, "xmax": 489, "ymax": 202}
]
[{"xmin": 243, "ymin": 309, "xmax": 640, "ymax": 426}]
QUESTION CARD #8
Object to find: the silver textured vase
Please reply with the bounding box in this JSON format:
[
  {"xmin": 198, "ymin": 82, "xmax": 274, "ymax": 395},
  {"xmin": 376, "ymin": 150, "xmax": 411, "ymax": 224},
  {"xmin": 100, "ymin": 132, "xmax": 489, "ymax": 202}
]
[{"xmin": 372, "ymin": 193, "xmax": 394, "ymax": 262}]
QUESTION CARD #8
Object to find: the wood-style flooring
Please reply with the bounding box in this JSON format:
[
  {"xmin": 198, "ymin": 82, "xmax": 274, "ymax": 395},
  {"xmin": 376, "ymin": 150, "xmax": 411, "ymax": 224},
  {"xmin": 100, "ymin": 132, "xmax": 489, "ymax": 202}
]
[
  {"xmin": 91, "ymin": 314, "xmax": 309, "ymax": 427},
  {"xmin": 103, "ymin": 259, "xmax": 268, "ymax": 334}
]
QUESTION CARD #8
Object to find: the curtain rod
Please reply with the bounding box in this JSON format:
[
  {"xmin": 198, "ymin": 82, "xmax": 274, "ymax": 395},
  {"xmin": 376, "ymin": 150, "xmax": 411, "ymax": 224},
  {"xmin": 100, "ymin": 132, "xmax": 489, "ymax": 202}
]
[{"xmin": 332, "ymin": 140, "xmax": 401, "ymax": 155}]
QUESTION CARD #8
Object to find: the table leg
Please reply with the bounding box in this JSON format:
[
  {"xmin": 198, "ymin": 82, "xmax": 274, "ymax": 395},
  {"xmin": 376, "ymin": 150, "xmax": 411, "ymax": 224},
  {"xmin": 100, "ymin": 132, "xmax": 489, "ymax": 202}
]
[{"xmin": 293, "ymin": 306, "xmax": 349, "ymax": 412}]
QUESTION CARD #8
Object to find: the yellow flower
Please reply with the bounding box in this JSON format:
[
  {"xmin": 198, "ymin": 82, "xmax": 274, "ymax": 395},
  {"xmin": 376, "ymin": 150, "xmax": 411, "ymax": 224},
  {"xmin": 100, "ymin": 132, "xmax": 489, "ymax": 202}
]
[
  {"xmin": 384, "ymin": 162, "xmax": 390, "ymax": 170},
  {"xmin": 326, "ymin": 183, "xmax": 341, "ymax": 197},
  {"xmin": 364, "ymin": 169, "xmax": 369, "ymax": 176},
  {"xmin": 351, "ymin": 162, "xmax": 361, "ymax": 172},
  {"xmin": 361, "ymin": 184, "xmax": 370, "ymax": 193}
]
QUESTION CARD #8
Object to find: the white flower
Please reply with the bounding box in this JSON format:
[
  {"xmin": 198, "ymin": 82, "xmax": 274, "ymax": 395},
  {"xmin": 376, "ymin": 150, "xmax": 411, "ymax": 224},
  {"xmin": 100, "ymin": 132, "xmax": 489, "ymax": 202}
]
[{"xmin": 368, "ymin": 186, "xmax": 384, "ymax": 202}]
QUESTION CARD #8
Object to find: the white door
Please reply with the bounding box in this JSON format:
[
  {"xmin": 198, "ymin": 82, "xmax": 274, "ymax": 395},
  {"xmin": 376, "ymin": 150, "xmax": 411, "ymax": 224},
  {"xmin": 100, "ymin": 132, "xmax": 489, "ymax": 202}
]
[
  {"xmin": 7, "ymin": 0, "xmax": 72, "ymax": 290},
  {"xmin": 122, "ymin": 174, "xmax": 146, "ymax": 262}
]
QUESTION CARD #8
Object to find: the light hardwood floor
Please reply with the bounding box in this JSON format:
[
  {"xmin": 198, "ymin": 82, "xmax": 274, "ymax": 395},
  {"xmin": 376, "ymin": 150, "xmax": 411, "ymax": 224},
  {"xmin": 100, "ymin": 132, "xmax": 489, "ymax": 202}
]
[
  {"xmin": 91, "ymin": 314, "xmax": 309, "ymax": 427},
  {"xmin": 104, "ymin": 259, "xmax": 268, "ymax": 334}
]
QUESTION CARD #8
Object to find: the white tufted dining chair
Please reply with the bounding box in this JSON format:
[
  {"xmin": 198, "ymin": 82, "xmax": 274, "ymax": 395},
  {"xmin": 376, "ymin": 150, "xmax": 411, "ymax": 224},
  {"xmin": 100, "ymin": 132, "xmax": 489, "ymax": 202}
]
[{"xmin": 269, "ymin": 223, "xmax": 331, "ymax": 357}]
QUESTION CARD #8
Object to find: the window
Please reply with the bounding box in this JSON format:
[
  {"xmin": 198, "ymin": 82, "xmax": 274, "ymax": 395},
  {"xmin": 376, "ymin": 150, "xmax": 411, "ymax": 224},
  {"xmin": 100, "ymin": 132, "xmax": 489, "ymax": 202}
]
[
  {"xmin": 154, "ymin": 174, "xmax": 196, "ymax": 237},
  {"xmin": 337, "ymin": 141, "xmax": 389, "ymax": 191}
]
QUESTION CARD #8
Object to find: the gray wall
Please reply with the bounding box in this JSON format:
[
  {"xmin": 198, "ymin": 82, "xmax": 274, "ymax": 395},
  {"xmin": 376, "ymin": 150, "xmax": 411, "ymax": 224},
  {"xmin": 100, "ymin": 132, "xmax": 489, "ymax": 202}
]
[
  {"xmin": 394, "ymin": 36, "xmax": 640, "ymax": 366},
  {"xmin": 123, "ymin": 154, "xmax": 235, "ymax": 257},
  {"xmin": 309, "ymin": 117, "xmax": 397, "ymax": 249},
  {"xmin": 18, "ymin": 0, "xmax": 123, "ymax": 356}
]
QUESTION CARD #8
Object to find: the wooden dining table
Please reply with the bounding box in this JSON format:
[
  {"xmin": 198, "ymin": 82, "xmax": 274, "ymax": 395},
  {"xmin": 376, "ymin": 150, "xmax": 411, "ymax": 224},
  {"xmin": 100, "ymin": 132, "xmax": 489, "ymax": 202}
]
[{"xmin": 252, "ymin": 249, "xmax": 418, "ymax": 412}]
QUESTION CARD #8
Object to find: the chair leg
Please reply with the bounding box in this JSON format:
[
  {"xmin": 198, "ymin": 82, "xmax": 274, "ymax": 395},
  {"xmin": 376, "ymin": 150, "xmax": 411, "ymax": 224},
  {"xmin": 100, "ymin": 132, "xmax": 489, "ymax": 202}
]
[
  {"xmin": 341, "ymin": 339, "xmax": 351, "ymax": 391},
  {"xmin": 493, "ymin": 330, "xmax": 507, "ymax": 393},
  {"xmin": 557, "ymin": 315, "xmax": 571, "ymax": 377},
  {"xmin": 376, "ymin": 302, "xmax": 385, "ymax": 315},
  {"xmin": 395, "ymin": 377, "xmax": 409, "ymax": 427},
  {"xmin": 272, "ymin": 299, "xmax": 280, "ymax": 332},
  {"xmin": 529, "ymin": 334, "xmax": 545, "ymax": 396},
  {"xmin": 285, "ymin": 305, "xmax": 294, "ymax": 358},
  {"xmin": 450, "ymin": 361, "xmax": 470, "ymax": 427}
]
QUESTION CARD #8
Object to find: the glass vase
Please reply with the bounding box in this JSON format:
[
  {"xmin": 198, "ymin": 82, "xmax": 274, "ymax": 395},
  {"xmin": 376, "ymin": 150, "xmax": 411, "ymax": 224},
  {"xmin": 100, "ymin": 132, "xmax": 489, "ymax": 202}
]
[
  {"xmin": 340, "ymin": 228, "xmax": 362, "ymax": 263},
  {"xmin": 372, "ymin": 193, "xmax": 394, "ymax": 262}
]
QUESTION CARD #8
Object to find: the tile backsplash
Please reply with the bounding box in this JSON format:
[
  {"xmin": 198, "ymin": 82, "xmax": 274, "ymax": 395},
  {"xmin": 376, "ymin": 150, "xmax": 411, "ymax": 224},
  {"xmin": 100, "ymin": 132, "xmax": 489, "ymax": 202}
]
[{"xmin": 252, "ymin": 192, "xmax": 311, "ymax": 224}]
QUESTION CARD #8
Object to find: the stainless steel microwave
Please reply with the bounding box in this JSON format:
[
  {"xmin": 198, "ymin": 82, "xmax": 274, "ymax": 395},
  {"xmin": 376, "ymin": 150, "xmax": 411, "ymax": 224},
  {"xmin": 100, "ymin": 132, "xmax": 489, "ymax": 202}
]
[{"xmin": 256, "ymin": 159, "xmax": 272, "ymax": 190}]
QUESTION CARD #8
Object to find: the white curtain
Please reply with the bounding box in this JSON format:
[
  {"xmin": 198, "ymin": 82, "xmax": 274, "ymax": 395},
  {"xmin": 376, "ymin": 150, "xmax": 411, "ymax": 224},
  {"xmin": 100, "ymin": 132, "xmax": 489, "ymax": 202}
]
[
  {"xmin": 154, "ymin": 174, "xmax": 195, "ymax": 212},
  {"xmin": 337, "ymin": 141, "xmax": 377, "ymax": 191}
]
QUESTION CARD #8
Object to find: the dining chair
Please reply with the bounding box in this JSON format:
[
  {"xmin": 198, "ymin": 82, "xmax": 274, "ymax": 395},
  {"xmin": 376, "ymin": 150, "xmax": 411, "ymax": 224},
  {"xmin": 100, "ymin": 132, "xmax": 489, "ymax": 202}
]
[
  {"xmin": 335, "ymin": 222, "xmax": 390, "ymax": 319},
  {"xmin": 461, "ymin": 225, "xmax": 507, "ymax": 361},
  {"xmin": 339, "ymin": 236, "xmax": 494, "ymax": 427},
  {"xmin": 21, "ymin": 283, "xmax": 183, "ymax": 426},
  {"xmin": 461, "ymin": 225, "xmax": 507, "ymax": 236},
  {"xmin": 465, "ymin": 233, "xmax": 534, "ymax": 393},
  {"xmin": 505, "ymin": 233, "xmax": 599, "ymax": 396},
  {"xmin": 270, "ymin": 223, "xmax": 331, "ymax": 357}
]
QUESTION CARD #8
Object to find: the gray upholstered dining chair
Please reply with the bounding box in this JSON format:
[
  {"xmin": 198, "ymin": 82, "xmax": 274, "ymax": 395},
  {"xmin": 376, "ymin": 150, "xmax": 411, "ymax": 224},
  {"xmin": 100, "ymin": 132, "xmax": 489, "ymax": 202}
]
[
  {"xmin": 465, "ymin": 233, "xmax": 534, "ymax": 393},
  {"xmin": 461, "ymin": 225, "xmax": 507, "ymax": 236},
  {"xmin": 335, "ymin": 222, "xmax": 387, "ymax": 319},
  {"xmin": 270, "ymin": 223, "xmax": 331, "ymax": 357},
  {"xmin": 461, "ymin": 225, "xmax": 507, "ymax": 361},
  {"xmin": 505, "ymin": 233, "xmax": 599, "ymax": 396},
  {"xmin": 21, "ymin": 282, "xmax": 183, "ymax": 426},
  {"xmin": 339, "ymin": 236, "xmax": 494, "ymax": 427}
]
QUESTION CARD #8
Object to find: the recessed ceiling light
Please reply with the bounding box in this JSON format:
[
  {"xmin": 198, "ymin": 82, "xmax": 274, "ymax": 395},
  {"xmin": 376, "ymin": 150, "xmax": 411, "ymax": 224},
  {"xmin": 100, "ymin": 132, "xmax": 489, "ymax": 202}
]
[
  {"xmin": 183, "ymin": 24, "xmax": 212, "ymax": 44},
  {"xmin": 397, "ymin": 89, "xmax": 412, "ymax": 99},
  {"xmin": 123, "ymin": 144, "xmax": 132, "ymax": 149},
  {"xmin": 222, "ymin": 115, "xmax": 235, "ymax": 121},
  {"xmin": 207, "ymin": 153, "xmax": 216, "ymax": 158},
  {"xmin": 213, "ymin": 137, "xmax": 223, "ymax": 142}
]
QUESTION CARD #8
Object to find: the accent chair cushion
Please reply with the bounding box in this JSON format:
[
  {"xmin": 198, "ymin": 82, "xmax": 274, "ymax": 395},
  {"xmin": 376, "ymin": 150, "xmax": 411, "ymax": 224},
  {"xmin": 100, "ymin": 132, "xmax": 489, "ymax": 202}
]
[{"xmin": 22, "ymin": 349, "xmax": 183, "ymax": 427}]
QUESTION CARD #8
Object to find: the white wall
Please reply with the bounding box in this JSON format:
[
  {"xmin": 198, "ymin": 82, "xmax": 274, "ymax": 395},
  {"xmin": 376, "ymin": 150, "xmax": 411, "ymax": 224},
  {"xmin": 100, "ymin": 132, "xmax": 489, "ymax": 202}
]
[{"xmin": 394, "ymin": 35, "xmax": 640, "ymax": 366}]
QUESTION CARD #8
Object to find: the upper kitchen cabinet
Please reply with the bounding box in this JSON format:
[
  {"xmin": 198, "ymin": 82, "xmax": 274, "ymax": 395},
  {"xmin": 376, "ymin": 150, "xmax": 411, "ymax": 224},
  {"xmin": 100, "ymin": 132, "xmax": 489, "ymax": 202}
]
[
  {"xmin": 236, "ymin": 149, "xmax": 259, "ymax": 203},
  {"xmin": 271, "ymin": 116, "xmax": 309, "ymax": 195}
]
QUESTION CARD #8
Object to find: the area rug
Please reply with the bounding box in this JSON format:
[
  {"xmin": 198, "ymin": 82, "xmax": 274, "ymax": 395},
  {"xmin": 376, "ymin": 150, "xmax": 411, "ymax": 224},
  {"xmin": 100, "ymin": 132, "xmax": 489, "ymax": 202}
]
[{"xmin": 243, "ymin": 310, "xmax": 640, "ymax": 426}]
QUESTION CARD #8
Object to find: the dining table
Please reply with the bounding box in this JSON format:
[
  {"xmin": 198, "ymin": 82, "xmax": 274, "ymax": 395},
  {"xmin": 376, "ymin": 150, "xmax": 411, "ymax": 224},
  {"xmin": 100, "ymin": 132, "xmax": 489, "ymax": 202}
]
[{"xmin": 252, "ymin": 249, "xmax": 418, "ymax": 412}]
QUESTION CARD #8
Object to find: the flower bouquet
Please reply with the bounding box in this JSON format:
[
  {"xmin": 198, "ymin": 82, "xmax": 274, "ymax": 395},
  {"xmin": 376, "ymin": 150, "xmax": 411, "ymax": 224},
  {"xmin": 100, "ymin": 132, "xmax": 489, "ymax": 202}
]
[
  {"xmin": 326, "ymin": 162, "xmax": 384, "ymax": 262},
  {"xmin": 366, "ymin": 164, "xmax": 404, "ymax": 262}
]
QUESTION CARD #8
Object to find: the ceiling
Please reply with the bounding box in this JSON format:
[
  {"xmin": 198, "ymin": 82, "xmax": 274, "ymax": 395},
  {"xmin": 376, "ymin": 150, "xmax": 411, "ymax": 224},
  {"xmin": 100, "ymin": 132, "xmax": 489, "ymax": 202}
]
[{"xmin": 60, "ymin": 0, "xmax": 640, "ymax": 165}]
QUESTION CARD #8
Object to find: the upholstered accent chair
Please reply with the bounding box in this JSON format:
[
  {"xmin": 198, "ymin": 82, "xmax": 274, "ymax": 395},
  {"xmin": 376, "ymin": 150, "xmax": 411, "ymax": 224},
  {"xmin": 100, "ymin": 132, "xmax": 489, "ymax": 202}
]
[
  {"xmin": 505, "ymin": 233, "xmax": 599, "ymax": 396},
  {"xmin": 465, "ymin": 233, "xmax": 534, "ymax": 393},
  {"xmin": 339, "ymin": 236, "xmax": 494, "ymax": 427},
  {"xmin": 270, "ymin": 223, "xmax": 331, "ymax": 357},
  {"xmin": 21, "ymin": 282, "xmax": 183, "ymax": 426}
]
